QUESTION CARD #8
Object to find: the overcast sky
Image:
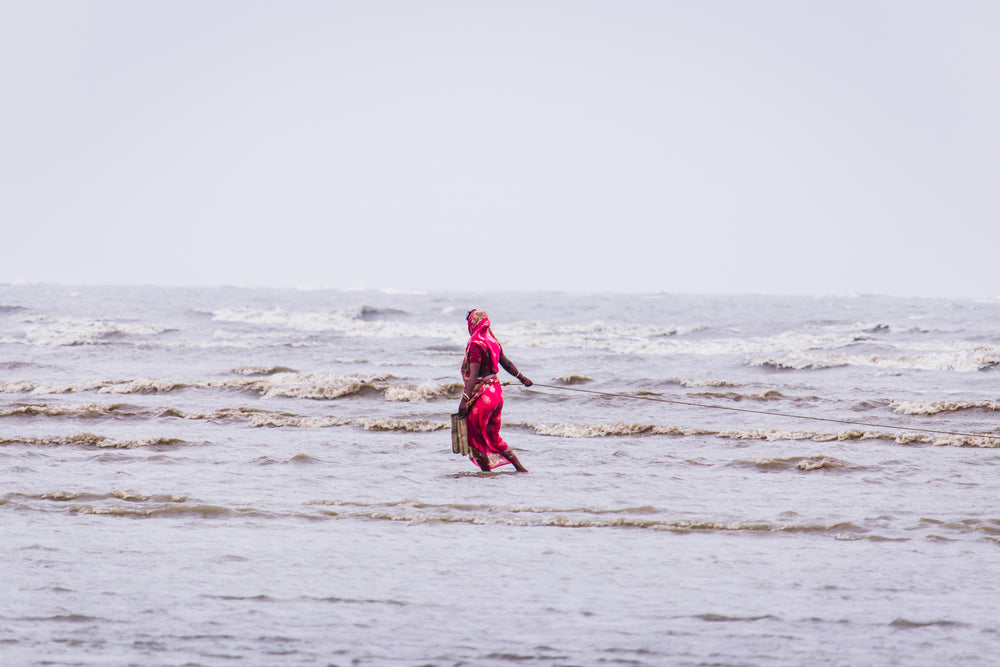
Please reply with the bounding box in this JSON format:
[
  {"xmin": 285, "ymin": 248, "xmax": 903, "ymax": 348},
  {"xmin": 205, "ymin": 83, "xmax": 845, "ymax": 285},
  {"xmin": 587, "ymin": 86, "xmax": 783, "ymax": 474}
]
[{"xmin": 2, "ymin": 1, "xmax": 998, "ymax": 297}]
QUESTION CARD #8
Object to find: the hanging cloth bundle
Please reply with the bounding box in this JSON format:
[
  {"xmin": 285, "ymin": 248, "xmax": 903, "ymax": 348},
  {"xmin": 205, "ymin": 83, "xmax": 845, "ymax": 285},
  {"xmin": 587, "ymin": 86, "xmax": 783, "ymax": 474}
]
[{"xmin": 451, "ymin": 413, "xmax": 470, "ymax": 455}]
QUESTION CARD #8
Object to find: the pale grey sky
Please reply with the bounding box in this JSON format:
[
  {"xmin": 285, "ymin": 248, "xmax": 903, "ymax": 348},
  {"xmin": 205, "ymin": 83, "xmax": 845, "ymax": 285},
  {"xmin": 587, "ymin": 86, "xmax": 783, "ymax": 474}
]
[{"xmin": 2, "ymin": 1, "xmax": 998, "ymax": 296}]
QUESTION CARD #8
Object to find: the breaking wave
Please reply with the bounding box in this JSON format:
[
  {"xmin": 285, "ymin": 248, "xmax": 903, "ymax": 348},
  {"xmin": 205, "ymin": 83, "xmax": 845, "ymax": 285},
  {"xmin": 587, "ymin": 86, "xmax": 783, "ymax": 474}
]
[
  {"xmin": 674, "ymin": 378, "xmax": 740, "ymax": 388},
  {"xmin": 2, "ymin": 493, "xmax": 892, "ymax": 536},
  {"xmin": 6, "ymin": 492, "xmax": 1000, "ymax": 544},
  {"xmin": 0, "ymin": 402, "xmax": 148, "ymax": 419},
  {"xmin": 0, "ymin": 373, "xmax": 518, "ymax": 404},
  {"xmin": 891, "ymin": 399, "xmax": 1000, "ymax": 415},
  {"xmin": 729, "ymin": 456, "xmax": 848, "ymax": 472},
  {"xmin": 7, "ymin": 398, "xmax": 999, "ymax": 445},
  {"xmin": 517, "ymin": 421, "xmax": 1000, "ymax": 447},
  {"xmin": 691, "ymin": 389, "xmax": 787, "ymax": 402},
  {"xmin": 232, "ymin": 366, "xmax": 298, "ymax": 376},
  {"xmin": 383, "ymin": 381, "xmax": 461, "ymax": 402},
  {"xmin": 6, "ymin": 490, "xmax": 189, "ymax": 503},
  {"xmin": 0, "ymin": 378, "xmax": 194, "ymax": 395},
  {"xmin": 212, "ymin": 373, "xmax": 389, "ymax": 400},
  {"xmin": 9, "ymin": 315, "xmax": 172, "ymax": 346},
  {"xmin": 748, "ymin": 346, "xmax": 1000, "ymax": 372},
  {"xmin": 303, "ymin": 499, "xmax": 903, "ymax": 539},
  {"xmin": 0, "ymin": 373, "xmax": 394, "ymax": 400},
  {"xmin": 0, "ymin": 434, "xmax": 189, "ymax": 449},
  {"xmin": 555, "ymin": 374, "xmax": 592, "ymax": 385},
  {"xmin": 179, "ymin": 409, "xmax": 446, "ymax": 432},
  {"xmin": 208, "ymin": 307, "xmax": 715, "ymax": 353}
]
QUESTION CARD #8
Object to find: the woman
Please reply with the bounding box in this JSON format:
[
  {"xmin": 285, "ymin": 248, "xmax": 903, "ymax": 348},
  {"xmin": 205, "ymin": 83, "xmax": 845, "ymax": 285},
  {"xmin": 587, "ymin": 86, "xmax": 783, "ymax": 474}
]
[{"xmin": 458, "ymin": 309, "xmax": 532, "ymax": 472}]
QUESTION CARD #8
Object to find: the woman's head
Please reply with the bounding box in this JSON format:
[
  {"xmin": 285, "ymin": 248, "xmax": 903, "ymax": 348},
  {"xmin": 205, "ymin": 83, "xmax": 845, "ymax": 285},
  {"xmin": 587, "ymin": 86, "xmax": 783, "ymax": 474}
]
[{"xmin": 467, "ymin": 309, "xmax": 490, "ymax": 335}]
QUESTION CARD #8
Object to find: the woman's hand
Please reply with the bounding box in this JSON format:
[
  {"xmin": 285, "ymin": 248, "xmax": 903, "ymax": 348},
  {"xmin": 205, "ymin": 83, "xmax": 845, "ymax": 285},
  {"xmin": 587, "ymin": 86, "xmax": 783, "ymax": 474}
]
[
  {"xmin": 458, "ymin": 397, "xmax": 469, "ymax": 416},
  {"xmin": 519, "ymin": 375, "xmax": 533, "ymax": 387}
]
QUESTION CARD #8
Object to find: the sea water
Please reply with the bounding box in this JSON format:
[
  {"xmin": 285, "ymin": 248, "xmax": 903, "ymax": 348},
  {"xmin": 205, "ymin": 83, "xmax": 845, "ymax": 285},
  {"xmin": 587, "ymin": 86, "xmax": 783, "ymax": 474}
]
[{"xmin": 2, "ymin": 285, "xmax": 999, "ymax": 666}]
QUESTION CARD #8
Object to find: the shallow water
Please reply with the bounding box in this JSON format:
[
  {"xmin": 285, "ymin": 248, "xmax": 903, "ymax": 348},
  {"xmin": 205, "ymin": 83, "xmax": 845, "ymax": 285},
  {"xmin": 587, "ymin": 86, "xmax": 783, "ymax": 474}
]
[{"xmin": 2, "ymin": 285, "xmax": 1000, "ymax": 665}]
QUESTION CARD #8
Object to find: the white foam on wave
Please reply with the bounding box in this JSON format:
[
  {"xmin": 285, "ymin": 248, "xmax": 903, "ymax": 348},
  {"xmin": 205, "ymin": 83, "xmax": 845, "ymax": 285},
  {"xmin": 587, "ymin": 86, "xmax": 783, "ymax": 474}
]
[
  {"xmin": 0, "ymin": 433, "xmax": 185, "ymax": 449},
  {"xmin": 232, "ymin": 366, "xmax": 298, "ymax": 376},
  {"xmin": 208, "ymin": 307, "xmax": 720, "ymax": 353},
  {"xmin": 210, "ymin": 307, "xmax": 458, "ymax": 340},
  {"xmin": 676, "ymin": 378, "xmax": 740, "ymax": 388},
  {"xmin": 10, "ymin": 315, "xmax": 170, "ymax": 347},
  {"xmin": 519, "ymin": 420, "xmax": 999, "ymax": 447},
  {"xmin": 748, "ymin": 344, "xmax": 1000, "ymax": 372},
  {"xmin": 221, "ymin": 411, "xmax": 446, "ymax": 432},
  {"xmin": 383, "ymin": 381, "xmax": 461, "ymax": 402},
  {"xmin": 0, "ymin": 373, "xmax": 394, "ymax": 400},
  {"xmin": 209, "ymin": 372, "xmax": 389, "ymax": 400},
  {"xmin": 747, "ymin": 353, "xmax": 850, "ymax": 371},
  {"xmin": 891, "ymin": 400, "xmax": 1000, "ymax": 415},
  {"xmin": 0, "ymin": 402, "xmax": 144, "ymax": 419}
]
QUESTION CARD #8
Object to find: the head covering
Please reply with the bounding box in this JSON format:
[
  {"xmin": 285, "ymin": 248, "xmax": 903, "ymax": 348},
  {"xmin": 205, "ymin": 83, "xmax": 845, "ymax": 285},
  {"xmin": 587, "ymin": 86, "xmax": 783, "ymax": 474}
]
[
  {"xmin": 467, "ymin": 309, "xmax": 490, "ymax": 335},
  {"xmin": 464, "ymin": 309, "xmax": 502, "ymax": 376}
]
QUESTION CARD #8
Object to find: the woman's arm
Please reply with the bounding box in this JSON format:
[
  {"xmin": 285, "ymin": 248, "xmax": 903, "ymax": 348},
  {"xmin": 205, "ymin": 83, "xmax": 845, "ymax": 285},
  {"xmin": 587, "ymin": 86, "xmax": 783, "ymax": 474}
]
[
  {"xmin": 458, "ymin": 360, "xmax": 480, "ymax": 416},
  {"xmin": 499, "ymin": 352, "xmax": 533, "ymax": 387}
]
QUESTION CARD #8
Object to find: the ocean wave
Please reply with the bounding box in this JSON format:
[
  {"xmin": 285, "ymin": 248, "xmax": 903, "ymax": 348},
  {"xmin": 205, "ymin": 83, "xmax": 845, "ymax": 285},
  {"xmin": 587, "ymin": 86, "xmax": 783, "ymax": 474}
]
[
  {"xmin": 303, "ymin": 499, "xmax": 902, "ymax": 539},
  {"xmin": 889, "ymin": 618, "xmax": 967, "ymax": 629},
  {"xmin": 5, "ymin": 490, "xmax": 189, "ymax": 503},
  {"xmin": 518, "ymin": 421, "xmax": 1000, "ymax": 447},
  {"xmin": 210, "ymin": 307, "xmax": 455, "ymax": 339},
  {"xmin": 0, "ymin": 433, "xmax": 189, "ymax": 449},
  {"xmin": 209, "ymin": 307, "xmax": 720, "ymax": 353},
  {"xmin": 0, "ymin": 378, "xmax": 194, "ymax": 395},
  {"xmin": 9, "ymin": 491, "xmax": 994, "ymax": 542},
  {"xmin": 675, "ymin": 378, "xmax": 740, "ymax": 388},
  {"xmin": 554, "ymin": 374, "xmax": 592, "ymax": 385},
  {"xmin": 527, "ymin": 422, "xmax": 668, "ymax": 438},
  {"xmin": 352, "ymin": 417, "xmax": 445, "ymax": 432},
  {"xmin": 176, "ymin": 406, "xmax": 447, "ymax": 433},
  {"xmin": 213, "ymin": 410, "xmax": 446, "ymax": 432},
  {"xmin": 0, "ymin": 399, "xmax": 449, "ymax": 433},
  {"xmin": 208, "ymin": 373, "xmax": 390, "ymax": 400},
  {"xmin": 694, "ymin": 614, "xmax": 778, "ymax": 623},
  {"xmin": 691, "ymin": 389, "xmax": 786, "ymax": 402},
  {"xmin": 355, "ymin": 305, "xmax": 408, "ymax": 321},
  {"xmin": 919, "ymin": 517, "xmax": 1000, "ymax": 537},
  {"xmin": 239, "ymin": 413, "xmax": 446, "ymax": 432},
  {"xmin": 68, "ymin": 503, "xmax": 241, "ymax": 519},
  {"xmin": 383, "ymin": 381, "xmax": 461, "ymax": 402},
  {"xmin": 0, "ymin": 373, "xmax": 395, "ymax": 400},
  {"xmin": 748, "ymin": 346, "xmax": 1000, "ymax": 372},
  {"xmin": 11, "ymin": 315, "xmax": 171, "ymax": 346},
  {"xmin": 729, "ymin": 456, "xmax": 847, "ymax": 472},
  {"xmin": 0, "ymin": 371, "xmax": 489, "ymax": 404},
  {"xmin": 0, "ymin": 402, "xmax": 147, "ymax": 419},
  {"xmin": 7, "ymin": 396, "xmax": 997, "ymax": 446},
  {"xmin": 232, "ymin": 366, "xmax": 298, "ymax": 376},
  {"xmin": 891, "ymin": 399, "xmax": 1000, "ymax": 415},
  {"xmin": 0, "ymin": 361, "xmax": 37, "ymax": 370},
  {"xmin": 748, "ymin": 354, "xmax": 850, "ymax": 371}
]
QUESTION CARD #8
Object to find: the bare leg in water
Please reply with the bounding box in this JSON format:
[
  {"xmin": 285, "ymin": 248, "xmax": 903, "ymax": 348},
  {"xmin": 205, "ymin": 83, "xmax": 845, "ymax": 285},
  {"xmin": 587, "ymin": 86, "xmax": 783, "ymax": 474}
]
[
  {"xmin": 472, "ymin": 450, "xmax": 491, "ymax": 472},
  {"xmin": 500, "ymin": 449, "xmax": 529, "ymax": 473},
  {"xmin": 473, "ymin": 448, "xmax": 528, "ymax": 472}
]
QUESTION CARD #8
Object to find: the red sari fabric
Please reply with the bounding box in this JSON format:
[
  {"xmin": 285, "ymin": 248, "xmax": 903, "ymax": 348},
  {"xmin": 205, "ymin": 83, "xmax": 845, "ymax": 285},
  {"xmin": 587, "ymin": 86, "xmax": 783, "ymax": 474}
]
[{"xmin": 462, "ymin": 310, "xmax": 511, "ymax": 469}]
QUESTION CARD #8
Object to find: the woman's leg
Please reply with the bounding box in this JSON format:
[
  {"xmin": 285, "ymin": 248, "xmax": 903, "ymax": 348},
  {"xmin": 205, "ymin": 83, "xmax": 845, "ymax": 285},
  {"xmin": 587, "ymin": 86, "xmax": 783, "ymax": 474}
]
[
  {"xmin": 499, "ymin": 448, "xmax": 529, "ymax": 473},
  {"xmin": 466, "ymin": 395, "xmax": 493, "ymax": 471},
  {"xmin": 486, "ymin": 392, "xmax": 528, "ymax": 472}
]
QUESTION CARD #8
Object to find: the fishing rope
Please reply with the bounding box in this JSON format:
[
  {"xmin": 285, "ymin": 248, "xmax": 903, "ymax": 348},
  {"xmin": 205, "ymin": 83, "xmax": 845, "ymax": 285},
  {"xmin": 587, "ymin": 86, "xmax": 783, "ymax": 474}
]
[{"xmin": 504, "ymin": 382, "xmax": 1000, "ymax": 442}]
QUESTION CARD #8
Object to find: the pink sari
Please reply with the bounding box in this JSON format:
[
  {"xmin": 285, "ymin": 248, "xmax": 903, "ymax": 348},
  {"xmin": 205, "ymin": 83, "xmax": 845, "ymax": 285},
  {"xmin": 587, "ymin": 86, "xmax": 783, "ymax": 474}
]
[{"xmin": 462, "ymin": 310, "xmax": 511, "ymax": 469}]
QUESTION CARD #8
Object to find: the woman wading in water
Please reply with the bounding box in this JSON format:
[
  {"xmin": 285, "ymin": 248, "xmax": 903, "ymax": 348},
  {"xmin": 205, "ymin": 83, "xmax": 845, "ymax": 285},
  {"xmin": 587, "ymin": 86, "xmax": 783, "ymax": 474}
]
[{"xmin": 458, "ymin": 310, "xmax": 531, "ymax": 472}]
